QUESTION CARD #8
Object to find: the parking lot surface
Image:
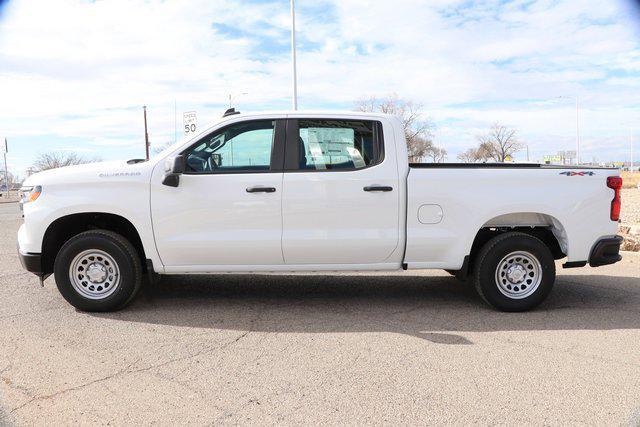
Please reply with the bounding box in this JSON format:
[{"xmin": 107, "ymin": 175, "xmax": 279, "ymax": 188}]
[{"xmin": 1, "ymin": 202, "xmax": 639, "ymax": 425}]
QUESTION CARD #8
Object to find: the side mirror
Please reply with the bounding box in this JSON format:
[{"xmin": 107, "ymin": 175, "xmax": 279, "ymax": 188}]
[{"xmin": 162, "ymin": 155, "xmax": 185, "ymax": 187}]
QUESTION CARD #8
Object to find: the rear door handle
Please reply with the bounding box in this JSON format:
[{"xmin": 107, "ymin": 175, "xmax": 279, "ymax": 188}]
[
  {"xmin": 363, "ymin": 185, "xmax": 393, "ymax": 192},
  {"xmin": 246, "ymin": 186, "xmax": 276, "ymax": 193}
]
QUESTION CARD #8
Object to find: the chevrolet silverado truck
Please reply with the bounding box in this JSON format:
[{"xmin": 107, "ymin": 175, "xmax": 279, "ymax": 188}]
[{"xmin": 18, "ymin": 110, "xmax": 624, "ymax": 312}]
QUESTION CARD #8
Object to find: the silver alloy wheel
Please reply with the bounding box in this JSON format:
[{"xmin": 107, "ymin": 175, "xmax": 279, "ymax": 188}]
[
  {"xmin": 68, "ymin": 249, "xmax": 121, "ymax": 300},
  {"xmin": 494, "ymin": 250, "xmax": 542, "ymax": 299}
]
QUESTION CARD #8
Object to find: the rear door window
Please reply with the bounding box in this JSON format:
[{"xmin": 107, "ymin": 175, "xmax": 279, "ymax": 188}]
[{"xmin": 295, "ymin": 119, "xmax": 383, "ymax": 171}]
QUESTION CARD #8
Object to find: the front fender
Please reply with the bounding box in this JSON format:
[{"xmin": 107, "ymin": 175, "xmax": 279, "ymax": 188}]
[{"xmin": 19, "ymin": 180, "xmax": 162, "ymax": 271}]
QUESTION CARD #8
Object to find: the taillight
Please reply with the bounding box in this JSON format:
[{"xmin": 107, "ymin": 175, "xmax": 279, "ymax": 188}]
[{"xmin": 607, "ymin": 176, "xmax": 622, "ymax": 221}]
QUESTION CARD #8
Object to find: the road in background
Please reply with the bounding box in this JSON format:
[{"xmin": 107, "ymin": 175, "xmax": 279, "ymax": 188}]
[{"xmin": 1, "ymin": 202, "xmax": 639, "ymax": 425}]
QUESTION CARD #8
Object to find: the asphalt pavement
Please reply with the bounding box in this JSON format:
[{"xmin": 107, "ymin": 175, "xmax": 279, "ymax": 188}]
[{"xmin": 1, "ymin": 202, "xmax": 639, "ymax": 425}]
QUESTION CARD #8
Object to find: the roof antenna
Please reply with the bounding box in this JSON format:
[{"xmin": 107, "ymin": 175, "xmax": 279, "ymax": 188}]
[{"xmin": 223, "ymin": 108, "xmax": 240, "ymax": 117}]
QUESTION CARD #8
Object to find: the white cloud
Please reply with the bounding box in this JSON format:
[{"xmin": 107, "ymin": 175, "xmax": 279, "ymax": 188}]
[{"xmin": 55, "ymin": 147, "xmax": 97, "ymax": 153}]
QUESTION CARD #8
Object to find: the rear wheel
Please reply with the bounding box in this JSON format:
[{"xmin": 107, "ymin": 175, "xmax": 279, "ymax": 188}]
[
  {"xmin": 54, "ymin": 230, "xmax": 142, "ymax": 312},
  {"xmin": 473, "ymin": 232, "xmax": 555, "ymax": 312}
]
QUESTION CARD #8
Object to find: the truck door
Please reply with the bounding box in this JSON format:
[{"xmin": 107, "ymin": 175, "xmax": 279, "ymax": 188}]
[
  {"xmin": 281, "ymin": 118, "xmax": 400, "ymax": 265},
  {"xmin": 151, "ymin": 118, "xmax": 286, "ymax": 269}
]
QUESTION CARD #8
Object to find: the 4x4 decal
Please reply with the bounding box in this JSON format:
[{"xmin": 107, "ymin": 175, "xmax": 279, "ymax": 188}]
[{"xmin": 560, "ymin": 171, "xmax": 595, "ymax": 176}]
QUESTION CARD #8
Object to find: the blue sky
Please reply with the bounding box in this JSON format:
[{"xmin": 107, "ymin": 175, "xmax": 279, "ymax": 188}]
[{"xmin": 1, "ymin": 0, "xmax": 639, "ymax": 177}]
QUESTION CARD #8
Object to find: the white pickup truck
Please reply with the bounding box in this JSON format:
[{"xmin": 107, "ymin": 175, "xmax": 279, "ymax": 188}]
[{"xmin": 18, "ymin": 110, "xmax": 624, "ymax": 312}]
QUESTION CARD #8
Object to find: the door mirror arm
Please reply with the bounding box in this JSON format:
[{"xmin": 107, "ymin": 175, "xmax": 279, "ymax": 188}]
[{"xmin": 162, "ymin": 155, "xmax": 186, "ymax": 187}]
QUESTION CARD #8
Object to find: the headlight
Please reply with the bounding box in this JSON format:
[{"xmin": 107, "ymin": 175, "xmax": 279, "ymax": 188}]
[{"xmin": 19, "ymin": 185, "xmax": 42, "ymax": 204}]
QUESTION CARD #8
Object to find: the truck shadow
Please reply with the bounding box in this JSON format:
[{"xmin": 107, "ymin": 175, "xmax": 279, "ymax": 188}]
[{"xmin": 98, "ymin": 273, "xmax": 640, "ymax": 345}]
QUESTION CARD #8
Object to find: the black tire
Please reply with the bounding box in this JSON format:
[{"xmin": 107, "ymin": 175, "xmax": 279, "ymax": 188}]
[
  {"xmin": 54, "ymin": 230, "xmax": 143, "ymax": 312},
  {"xmin": 472, "ymin": 232, "xmax": 555, "ymax": 312}
]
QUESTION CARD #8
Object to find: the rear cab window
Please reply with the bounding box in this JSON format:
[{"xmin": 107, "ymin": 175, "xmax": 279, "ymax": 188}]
[{"xmin": 289, "ymin": 119, "xmax": 384, "ymax": 171}]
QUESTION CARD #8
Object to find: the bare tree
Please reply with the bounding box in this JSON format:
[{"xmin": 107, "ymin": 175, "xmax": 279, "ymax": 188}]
[
  {"xmin": 467, "ymin": 141, "xmax": 496, "ymax": 162},
  {"xmin": 458, "ymin": 124, "xmax": 522, "ymax": 162},
  {"xmin": 0, "ymin": 171, "xmax": 18, "ymax": 191},
  {"xmin": 476, "ymin": 123, "xmax": 523, "ymax": 162},
  {"xmin": 355, "ymin": 93, "xmax": 445, "ymax": 163},
  {"xmin": 426, "ymin": 146, "xmax": 447, "ymax": 163},
  {"xmin": 406, "ymin": 135, "xmax": 435, "ymax": 163},
  {"xmin": 32, "ymin": 152, "xmax": 101, "ymax": 172},
  {"xmin": 457, "ymin": 148, "xmax": 479, "ymax": 163},
  {"xmin": 476, "ymin": 141, "xmax": 496, "ymax": 161}
]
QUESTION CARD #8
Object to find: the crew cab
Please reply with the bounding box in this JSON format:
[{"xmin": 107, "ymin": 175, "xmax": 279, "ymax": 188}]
[{"xmin": 18, "ymin": 110, "xmax": 624, "ymax": 312}]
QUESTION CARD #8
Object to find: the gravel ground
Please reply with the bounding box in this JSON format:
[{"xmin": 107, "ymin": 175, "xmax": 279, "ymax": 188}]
[{"xmin": 622, "ymin": 188, "xmax": 640, "ymax": 225}]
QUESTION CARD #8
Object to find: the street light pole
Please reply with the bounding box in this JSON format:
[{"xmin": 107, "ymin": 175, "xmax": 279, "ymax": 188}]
[
  {"xmin": 290, "ymin": 0, "xmax": 298, "ymax": 110},
  {"xmin": 556, "ymin": 96, "xmax": 581, "ymax": 164},
  {"xmin": 575, "ymin": 96, "xmax": 580, "ymax": 165}
]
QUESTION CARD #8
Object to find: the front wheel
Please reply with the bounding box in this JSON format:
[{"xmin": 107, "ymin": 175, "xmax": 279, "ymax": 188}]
[
  {"xmin": 54, "ymin": 230, "xmax": 142, "ymax": 312},
  {"xmin": 472, "ymin": 232, "xmax": 555, "ymax": 312}
]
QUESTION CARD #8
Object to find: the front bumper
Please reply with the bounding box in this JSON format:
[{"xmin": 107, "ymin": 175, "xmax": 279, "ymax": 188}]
[
  {"xmin": 18, "ymin": 249, "xmax": 44, "ymax": 276},
  {"xmin": 589, "ymin": 236, "xmax": 623, "ymax": 267}
]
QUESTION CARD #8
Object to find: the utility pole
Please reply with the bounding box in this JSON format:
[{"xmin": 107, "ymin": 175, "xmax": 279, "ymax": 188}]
[
  {"xmin": 143, "ymin": 106, "xmax": 150, "ymax": 160},
  {"xmin": 3, "ymin": 138, "xmax": 8, "ymax": 197},
  {"xmin": 290, "ymin": 0, "xmax": 298, "ymax": 110}
]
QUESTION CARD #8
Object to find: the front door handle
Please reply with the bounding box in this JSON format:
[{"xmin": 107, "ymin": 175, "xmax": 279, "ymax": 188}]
[
  {"xmin": 363, "ymin": 185, "xmax": 393, "ymax": 192},
  {"xmin": 246, "ymin": 186, "xmax": 276, "ymax": 193}
]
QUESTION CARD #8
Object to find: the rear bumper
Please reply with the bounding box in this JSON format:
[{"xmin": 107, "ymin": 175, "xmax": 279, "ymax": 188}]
[
  {"xmin": 589, "ymin": 236, "xmax": 623, "ymax": 267},
  {"xmin": 18, "ymin": 249, "xmax": 44, "ymax": 276}
]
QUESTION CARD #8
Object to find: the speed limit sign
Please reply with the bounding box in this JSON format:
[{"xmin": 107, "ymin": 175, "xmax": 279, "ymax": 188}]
[{"xmin": 183, "ymin": 111, "xmax": 197, "ymax": 136}]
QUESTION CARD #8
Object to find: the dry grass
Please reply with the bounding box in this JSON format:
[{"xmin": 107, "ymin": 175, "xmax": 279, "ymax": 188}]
[{"xmin": 621, "ymin": 171, "xmax": 640, "ymax": 189}]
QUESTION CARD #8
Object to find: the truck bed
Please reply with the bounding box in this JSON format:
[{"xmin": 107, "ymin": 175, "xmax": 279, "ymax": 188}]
[{"xmin": 404, "ymin": 164, "xmax": 619, "ymax": 269}]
